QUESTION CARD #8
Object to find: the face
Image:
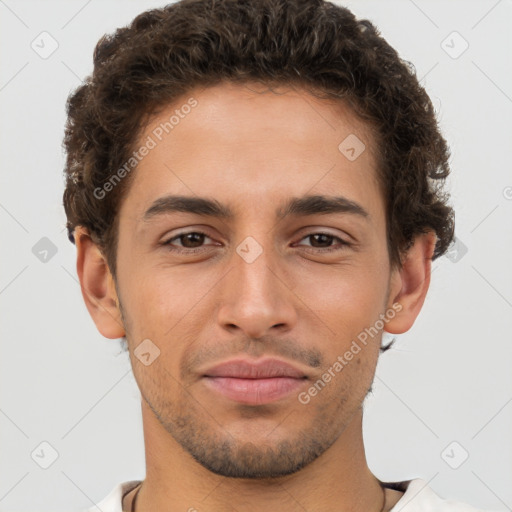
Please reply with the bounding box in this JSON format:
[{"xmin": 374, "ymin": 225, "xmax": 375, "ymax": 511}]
[{"xmin": 113, "ymin": 82, "xmax": 401, "ymax": 478}]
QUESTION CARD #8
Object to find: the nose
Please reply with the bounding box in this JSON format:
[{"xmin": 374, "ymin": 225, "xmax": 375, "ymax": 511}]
[{"xmin": 216, "ymin": 240, "xmax": 298, "ymax": 339}]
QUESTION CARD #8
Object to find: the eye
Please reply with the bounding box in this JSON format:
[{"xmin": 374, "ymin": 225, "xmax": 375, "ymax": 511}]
[
  {"xmin": 161, "ymin": 230, "xmax": 351, "ymax": 255},
  {"xmin": 162, "ymin": 231, "xmax": 216, "ymax": 252},
  {"xmin": 295, "ymin": 232, "xmax": 351, "ymax": 253}
]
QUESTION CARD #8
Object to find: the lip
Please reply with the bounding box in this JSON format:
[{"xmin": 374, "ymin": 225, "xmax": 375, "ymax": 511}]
[
  {"xmin": 201, "ymin": 358, "xmax": 309, "ymax": 405},
  {"xmin": 203, "ymin": 359, "xmax": 307, "ymax": 379}
]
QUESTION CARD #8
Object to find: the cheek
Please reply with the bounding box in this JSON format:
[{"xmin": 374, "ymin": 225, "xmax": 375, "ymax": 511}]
[
  {"xmin": 300, "ymin": 346, "xmax": 378, "ymax": 420},
  {"xmin": 120, "ymin": 268, "xmax": 214, "ymax": 355},
  {"xmin": 293, "ymin": 259, "xmax": 389, "ymax": 334},
  {"xmin": 291, "ymin": 256, "xmax": 389, "ymax": 390},
  {"xmin": 122, "ymin": 256, "xmax": 388, "ymax": 336}
]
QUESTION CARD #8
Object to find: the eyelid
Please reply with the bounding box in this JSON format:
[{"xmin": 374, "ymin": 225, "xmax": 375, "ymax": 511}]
[
  {"xmin": 293, "ymin": 225, "xmax": 354, "ymax": 244},
  {"xmin": 162, "ymin": 229, "xmax": 215, "ymax": 246},
  {"xmin": 295, "ymin": 232, "xmax": 349, "ymax": 246}
]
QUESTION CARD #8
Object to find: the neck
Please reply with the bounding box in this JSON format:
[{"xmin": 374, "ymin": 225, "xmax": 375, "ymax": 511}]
[{"xmin": 135, "ymin": 402, "xmax": 386, "ymax": 512}]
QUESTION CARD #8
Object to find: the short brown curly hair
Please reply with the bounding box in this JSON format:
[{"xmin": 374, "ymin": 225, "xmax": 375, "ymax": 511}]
[{"xmin": 63, "ymin": 0, "xmax": 454, "ymax": 283}]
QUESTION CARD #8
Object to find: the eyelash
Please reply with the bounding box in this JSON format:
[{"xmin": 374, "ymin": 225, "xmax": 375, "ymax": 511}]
[{"xmin": 161, "ymin": 230, "xmax": 351, "ymax": 254}]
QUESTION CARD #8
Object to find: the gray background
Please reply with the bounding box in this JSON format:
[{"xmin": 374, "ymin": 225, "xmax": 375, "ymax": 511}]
[{"xmin": 0, "ymin": 0, "xmax": 511, "ymax": 510}]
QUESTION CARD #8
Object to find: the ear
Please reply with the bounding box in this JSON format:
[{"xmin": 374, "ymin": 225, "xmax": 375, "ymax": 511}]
[
  {"xmin": 74, "ymin": 226, "xmax": 125, "ymax": 339},
  {"xmin": 385, "ymin": 230, "xmax": 437, "ymax": 335}
]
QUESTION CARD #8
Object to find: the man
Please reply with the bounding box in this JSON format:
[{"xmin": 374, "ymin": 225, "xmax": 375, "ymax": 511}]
[{"xmin": 62, "ymin": 0, "xmax": 485, "ymax": 510}]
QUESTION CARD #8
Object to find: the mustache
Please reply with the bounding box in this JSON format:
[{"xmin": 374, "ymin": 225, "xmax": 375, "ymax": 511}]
[{"xmin": 180, "ymin": 335, "xmax": 324, "ymax": 380}]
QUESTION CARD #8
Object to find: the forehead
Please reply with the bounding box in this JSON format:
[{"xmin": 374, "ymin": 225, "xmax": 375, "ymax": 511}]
[{"xmin": 121, "ymin": 82, "xmax": 383, "ymax": 223}]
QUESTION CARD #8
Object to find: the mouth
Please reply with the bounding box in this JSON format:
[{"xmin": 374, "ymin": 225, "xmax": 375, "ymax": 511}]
[{"xmin": 201, "ymin": 358, "xmax": 309, "ymax": 405}]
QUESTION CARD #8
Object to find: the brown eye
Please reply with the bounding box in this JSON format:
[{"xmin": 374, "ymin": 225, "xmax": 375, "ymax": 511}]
[
  {"xmin": 176, "ymin": 232, "xmax": 206, "ymax": 248},
  {"xmin": 162, "ymin": 231, "xmax": 214, "ymax": 252},
  {"xmin": 296, "ymin": 232, "xmax": 350, "ymax": 253},
  {"xmin": 307, "ymin": 233, "xmax": 335, "ymax": 248}
]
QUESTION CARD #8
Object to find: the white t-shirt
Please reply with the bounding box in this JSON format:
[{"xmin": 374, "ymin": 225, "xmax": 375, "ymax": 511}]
[{"xmin": 85, "ymin": 478, "xmax": 494, "ymax": 511}]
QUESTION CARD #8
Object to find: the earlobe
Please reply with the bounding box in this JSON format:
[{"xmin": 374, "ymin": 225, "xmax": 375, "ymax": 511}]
[
  {"xmin": 74, "ymin": 226, "xmax": 125, "ymax": 339},
  {"xmin": 385, "ymin": 230, "xmax": 437, "ymax": 335}
]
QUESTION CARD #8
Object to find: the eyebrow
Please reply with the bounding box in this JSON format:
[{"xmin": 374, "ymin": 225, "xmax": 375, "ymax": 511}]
[{"xmin": 142, "ymin": 194, "xmax": 370, "ymax": 222}]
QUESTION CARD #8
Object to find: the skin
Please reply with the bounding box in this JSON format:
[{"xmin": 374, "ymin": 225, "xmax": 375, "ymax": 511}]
[{"xmin": 75, "ymin": 82, "xmax": 436, "ymax": 512}]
